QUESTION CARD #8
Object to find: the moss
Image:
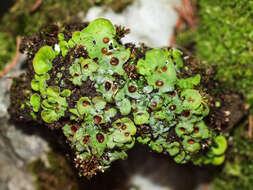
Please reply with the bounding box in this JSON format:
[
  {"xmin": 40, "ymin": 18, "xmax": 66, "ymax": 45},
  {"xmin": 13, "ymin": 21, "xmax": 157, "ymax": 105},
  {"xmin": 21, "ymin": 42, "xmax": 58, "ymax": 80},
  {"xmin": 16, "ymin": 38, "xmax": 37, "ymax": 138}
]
[
  {"xmin": 177, "ymin": 0, "xmax": 253, "ymax": 110},
  {"xmin": 10, "ymin": 18, "xmax": 235, "ymax": 178},
  {"xmin": 0, "ymin": 32, "xmax": 15, "ymax": 71},
  {"xmin": 28, "ymin": 152, "xmax": 81, "ymax": 190}
]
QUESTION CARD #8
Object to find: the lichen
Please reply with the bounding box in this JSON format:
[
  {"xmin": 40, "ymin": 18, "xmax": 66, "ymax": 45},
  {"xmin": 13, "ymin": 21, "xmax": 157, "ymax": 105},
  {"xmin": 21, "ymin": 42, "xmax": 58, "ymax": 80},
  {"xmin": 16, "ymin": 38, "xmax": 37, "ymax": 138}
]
[
  {"xmin": 28, "ymin": 152, "xmax": 83, "ymax": 190},
  {"xmin": 10, "ymin": 18, "xmax": 229, "ymax": 178}
]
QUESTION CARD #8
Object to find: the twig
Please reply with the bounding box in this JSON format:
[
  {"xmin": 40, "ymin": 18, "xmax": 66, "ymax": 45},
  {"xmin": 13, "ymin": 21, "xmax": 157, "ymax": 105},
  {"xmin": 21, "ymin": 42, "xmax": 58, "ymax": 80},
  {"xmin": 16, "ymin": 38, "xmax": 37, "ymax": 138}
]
[
  {"xmin": 174, "ymin": 0, "xmax": 197, "ymax": 29},
  {"xmin": 0, "ymin": 36, "xmax": 22, "ymax": 78},
  {"xmin": 29, "ymin": 0, "xmax": 43, "ymax": 13},
  {"xmin": 202, "ymin": 183, "xmax": 210, "ymax": 190},
  {"xmin": 170, "ymin": 0, "xmax": 197, "ymax": 46},
  {"xmin": 169, "ymin": 17, "xmax": 183, "ymax": 46},
  {"xmin": 249, "ymin": 114, "xmax": 253, "ymax": 139}
]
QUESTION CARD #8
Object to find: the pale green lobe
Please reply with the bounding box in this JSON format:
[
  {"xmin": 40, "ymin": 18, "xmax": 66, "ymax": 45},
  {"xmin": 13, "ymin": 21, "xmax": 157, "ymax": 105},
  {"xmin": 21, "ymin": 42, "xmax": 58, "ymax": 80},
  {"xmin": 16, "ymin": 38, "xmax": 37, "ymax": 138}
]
[
  {"xmin": 33, "ymin": 46, "xmax": 56, "ymax": 74},
  {"xmin": 41, "ymin": 109, "xmax": 58, "ymax": 123},
  {"xmin": 79, "ymin": 18, "xmax": 116, "ymax": 60},
  {"xmin": 30, "ymin": 93, "xmax": 41, "ymax": 112},
  {"xmin": 78, "ymin": 18, "xmax": 130, "ymax": 76},
  {"xmin": 175, "ymin": 122, "xmax": 194, "ymax": 137},
  {"xmin": 82, "ymin": 18, "xmax": 116, "ymax": 36},
  {"xmin": 59, "ymin": 41, "xmax": 69, "ymax": 56},
  {"xmin": 133, "ymin": 110, "xmax": 150, "ymax": 125},
  {"xmin": 166, "ymin": 142, "xmax": 180, "ymax": 156},
  {"xmin": 58, "ymin": 33, "xmax": 65, "ymax": 41},
  {"xmin": 61, "ymin": 89, "xmax": 71, "ymax": 97},
  {"xmin": 92, "ymin": 96, "xmax": 106, "ymax": 110},
  {"xmin": 104, "ymin": 108, "xmax": 117, "ymax": 120},
  {"xmin": 33, "ymin": 73, "xmax": 50, "ymax": 98},
  {"xmin": 191, "ymin": 121, "xmax": 209, "ymax": 139},
  {"xmin": 178, "ymin": 74, "xmax": 201, "ymax": 89},
  {"xmin": 174, "ymin": 151, "xmax": 186, "ymax": 163},
  {"xmin": 211, "ymin": 136, "xmax": 227, "ymax": 155},
  {"xmin": 120, "ymin": 117, "xmax": 137, "ymax": 136},
  {"xmin": 30, "ymin": 111, "xmax": 37, "ymax": 119},
  {"xmin": 107, "ymin": 118, "xmax": 136, "ymax": 149},
  {"xmin": 149, "ymin": 96, "xmax": 163, "ymax": 110},
  {"xmin": 47, "ymin": 86, "xmax": 60, "ymax": 97},
  {"xmin": 212, "ymin": 155, "xmax": 225, "ymax": 165},
  {"xmin": 69, "ymin": 62, "xmax": 82, "ymax": 86},
  {"xmin": 182, "ymin": 136, "xmax": 201, "ymax": 152},
  {"xmin": 149, "ymin": 141, "xmax": 163, "ymax": 153},
  {"xmin": 117, "ymin": 98, "xmax": 131, "ymax": 115},
  {"xmin": 137, "ymin": 49, "xmax": 177, "ymax": 92},
  {"xmin": 181, "ymin": 89, "xmax": 202, "ymax": 110},
  {"xmin": 77, "ymin": 97, "xmax": 93, "ymax": 115},
  {"xmin": 72, "ymin": 31, "xmax": 81, "ymax": 44},
  {"xmin": 80, "ymin": 58, "xmax": 98, "ymax": 74},
  {"xmin": 40, "ymin": 86, "xmax": 68, "ymax": 123},
  {"xmin": 31, "ymin": 80, "xmax": 39, "ymax": 91},
  {"xmin": 69, "ymin": 58, "xmax": 98, "ymax": 86},
  {"xmin": 105, "ymin": 151, "xmax": 128, "ymax": 164},
  {"xmin": 137, "ymin": 136, "xmax": 151, "ymax": 144}
]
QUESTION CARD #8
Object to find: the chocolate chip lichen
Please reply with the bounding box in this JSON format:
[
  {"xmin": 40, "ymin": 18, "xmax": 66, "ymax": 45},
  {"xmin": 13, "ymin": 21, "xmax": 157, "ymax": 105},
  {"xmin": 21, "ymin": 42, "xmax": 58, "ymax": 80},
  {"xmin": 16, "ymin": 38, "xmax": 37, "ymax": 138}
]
[{"xmin": 10, "ymin": 18, "xmax": 232, "ymax": 178}]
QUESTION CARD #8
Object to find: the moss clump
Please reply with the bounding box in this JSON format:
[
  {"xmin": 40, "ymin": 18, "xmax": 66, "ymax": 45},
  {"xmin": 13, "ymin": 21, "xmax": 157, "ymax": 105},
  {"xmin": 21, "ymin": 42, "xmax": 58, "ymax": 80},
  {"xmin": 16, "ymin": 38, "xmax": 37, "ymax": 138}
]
[
  {"xmin": 177, "ymin": 0, "xmax": 253, "ymax": 109},
  {"xmin": 0, "ymin": 32, "xmax": 15, "ymax": 70},
  {"xmin": 28, "ymin": 152, "xmax": 81, "ymax": 190},
  {"xmin": 10, "ymin": 18, "xmax": 232, "ymax": 178}
]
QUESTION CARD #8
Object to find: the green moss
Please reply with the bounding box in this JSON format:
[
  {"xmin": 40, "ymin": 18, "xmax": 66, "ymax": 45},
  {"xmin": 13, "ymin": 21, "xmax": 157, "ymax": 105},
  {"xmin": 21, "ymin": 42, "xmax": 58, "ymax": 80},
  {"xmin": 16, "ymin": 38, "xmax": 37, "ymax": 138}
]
[
  {"xmin": 177, "ymin": 0, "xmax": 253, "ymax": 109},
  {"xmin": 0, "ymin": 32, "xmax": 15, "ymax": 71},
  {"xmin": 28, "ymin": 152, "xmax": 82, "ymax": 190}
]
